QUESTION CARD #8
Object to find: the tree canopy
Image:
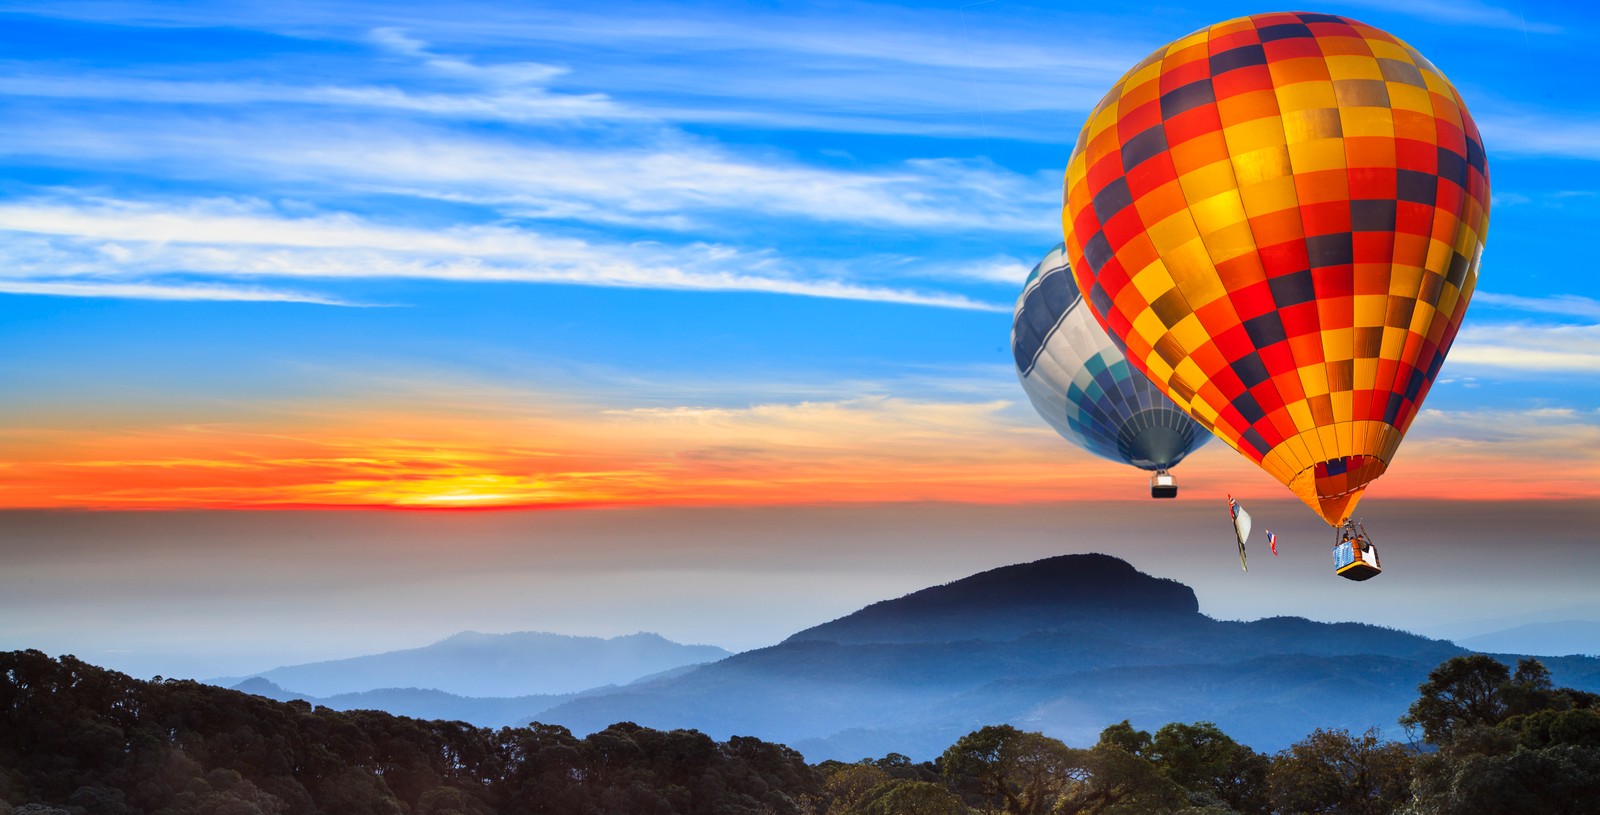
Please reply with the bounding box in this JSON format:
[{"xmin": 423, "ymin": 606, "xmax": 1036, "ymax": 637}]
[{"xmin": 6, "ymin": 649, "xmax": 1600, "ymax": 815}]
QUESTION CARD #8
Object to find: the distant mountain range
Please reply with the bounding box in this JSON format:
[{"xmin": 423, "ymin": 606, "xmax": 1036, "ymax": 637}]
[
  {"xmin": 1458, "ymin": 621, "xmax": 1600, "ymax": 657},
  {"xmin": 1421, "ymin": 602, "xmax": 1600, "ymax": 642},
  {"xmin": 228, "ymin": 660, "xmax": 713, "ymax": 728},
  {"xmin": 527, "ymin": 554, "xmax": 1501, "ymax": 759},
  {"xmin": 222, "ymin": 554, "xmax": 1600, "ymax": 762},
  {"xmin": 216, "ymin": 630, "xmax": 731, "ymax": 697},
  {"xmin": 231, "ymin": 677, "xmax": 575, "ymax": 728},
  {"xmin": 785, "ymin": 553, "xmax": 1199, "ymax": 645}
]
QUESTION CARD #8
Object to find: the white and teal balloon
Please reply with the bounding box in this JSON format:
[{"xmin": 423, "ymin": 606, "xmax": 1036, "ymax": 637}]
[{"xmin": 1012, "ymin": 244, "xmax": 1209, "ymax": 485}]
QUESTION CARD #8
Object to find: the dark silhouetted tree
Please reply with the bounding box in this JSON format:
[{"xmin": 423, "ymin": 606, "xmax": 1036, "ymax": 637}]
[
  {"xmin": 1147, "ymin": 722, "xmax": 1269, "ymax": 815},
  {"xmin": 1267, "ymin": 728, "xmax": 1411, "ymax": 815},
  {"xmin": 1025, "ymin": 723, "xmax": 1187, "ymax": 815},
  {"xmin": 1411, "ymin": 744, "xmax": 1600, "ymax": 815},
  {"xmin": 1401, "ymin": 654, "xmax": 1511, "ymax": 745},
  {"xmin": 940, "ymin": 725, "xmax": 1082, "ymax": 815},
  {"xmin": 851, "ymin": 779, "xmax": 968, "ymax": 815},
  {"xmin": 820, "ymin": 764, "xmax": 892, "ymax": 815}
]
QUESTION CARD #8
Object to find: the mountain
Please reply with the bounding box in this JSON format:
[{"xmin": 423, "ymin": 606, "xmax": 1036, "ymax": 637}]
[
  {"xmin": 785, "ymin": 553, "xmax": 1198, "ymax": 644},
  {"xmin": 1458, "ymin": 621, "xmax": 1600, "ymax": 657},
  {"xmin": 217, "ymin": 631, "xmax": 732, "ymax": 698},
  {"xmin": 231, "ymin": 677, "xmax": 578, "ymax": 728},
  {"xmin": 1420, "ymin": 603, "xmax": 1600, "ymax": 643},
  {"xmin": 523, "ymin": 554, "xmax": 1600, "ymax": 761},
  {"xmin": 204, "ymin": 555, "xmax": 1600, "ymax": 761}
]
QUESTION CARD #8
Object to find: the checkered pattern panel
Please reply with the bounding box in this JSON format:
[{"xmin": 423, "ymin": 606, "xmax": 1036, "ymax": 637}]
[
  {"xmin": 1061, "ymin": 12, "xmax": 1489, "ymax": 525},
  {"xmin": 1013, "ymin": 245, "xmax": 1210, "ymax": 471}
]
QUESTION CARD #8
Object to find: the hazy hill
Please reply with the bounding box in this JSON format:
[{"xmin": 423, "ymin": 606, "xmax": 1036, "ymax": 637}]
[
  {"xmin": 1458, "ymin": 621, "xmax": 1600, "ymax": 656},
  {"xmin": 231, "ymin": 677, "xmax": 577, "ymax": 727},
  {"xmin": 1421, "ymin": 603, "xmax": 1600, "ymax": 644},
  {"xmin": 526, "ymin": 554, "xmax": 1600, "ymax": 760},
  {"xmin": 785, "ymin": 553, "xmax": 1198, "ymax": 644},
  {"xmin": 217, "ymin": 630, "xmax": 732, "ymax": 697},
  {"xmin": 202, "ymin": 554, "xmax": 1600, "ymax": 761}
]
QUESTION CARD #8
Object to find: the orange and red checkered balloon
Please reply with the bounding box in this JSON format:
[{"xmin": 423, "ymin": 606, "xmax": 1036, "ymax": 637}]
[{"xmin": 1061, "ymin": 12, "xmax": 1488, "ymax": 526}]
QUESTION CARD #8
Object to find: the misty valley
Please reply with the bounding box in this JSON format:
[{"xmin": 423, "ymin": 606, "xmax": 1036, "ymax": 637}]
[{"xmin": 6, "ymin": 555, "xmax": 1600, "ymax": 814}]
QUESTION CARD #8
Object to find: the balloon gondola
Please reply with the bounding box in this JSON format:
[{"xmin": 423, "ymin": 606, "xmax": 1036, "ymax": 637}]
[{"xmin": 1333, "ymin": 522, "xmax": 1382, "ymax": 580}]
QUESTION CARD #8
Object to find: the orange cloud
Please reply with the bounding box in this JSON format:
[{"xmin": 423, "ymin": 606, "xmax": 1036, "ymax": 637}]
[{"xmin": 1, "ymin": 387, "xmax": 1596, "ymax": 510}]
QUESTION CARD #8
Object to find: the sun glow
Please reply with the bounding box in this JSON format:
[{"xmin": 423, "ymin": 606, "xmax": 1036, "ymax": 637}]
[{"xmin": 2, "ymin": 388, "xmax": 1598, "ymax": 511}]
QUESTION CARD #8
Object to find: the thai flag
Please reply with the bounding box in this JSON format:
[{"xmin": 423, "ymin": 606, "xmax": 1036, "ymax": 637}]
[
  {"xmin": 1227, "ymin": 494, "xmax": 1237, "ymax": 519},
  {"xmin": 1267, "ymin": 530, "xmax": 1278, "ymax": 556}
]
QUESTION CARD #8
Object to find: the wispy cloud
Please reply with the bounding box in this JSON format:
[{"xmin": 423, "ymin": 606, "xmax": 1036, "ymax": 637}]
[
  {"xmin": 0, "ymin": 9, "xmax": 1126, "ymax": 145},
  {"xmin": 0, "ymin": 113, "xmax": 1057, "ymax": 233},
  {"xmin": 1389, "ymin": 407, "xmax": 1600, "ymax": 499},
  {"xmin": 0, "ymin": 24, "xmax": 641, "ymax": 124},
  {"xmin": 1474, "ymin": 292, "xmax": 1600, "ymax": 320},
  {"xmin": 940, "ymin": 255, "xmax": 1033, "ymax": 285},
  {"xmin": 0, "ymin": 74, "xmax": 629, "ymax": 123},
  {"xmin": 0, "ymin": 377, "xmax": 1095, "ymax": 509},
  {"xmin": 0, "ymin": 279, "xmax": 361, "ymax": 305},
  {"xmin": 4, "ymin": 3, "xmax": 1139, "ymax": 131},
  {"xmin": 7, "ymin": 367, "xmax": 1597, "ymax": 509},
  {"xmin": 366, "ymin": 27, "xmax": 575, "ymax": 87},
  {"xmin": 1476, "ymin": 111, "xmax": 1600, "ymax": 160},
  {"xmin": 1407, "ymin": 408, "xmax": 1600, "ymax": 469},
  {"xmin": 0, "ymin": 196, "xmax": 1009, "ymax": 310},
  {"xmin": 606, "ymin": 395, "xmax": 1018, "ymax": 445},
  {"xmin": 1339, "ymin": 0, "xmax": 1559, "ymax": 32},
  {"xmin": 1450, "ymin": 322, "xmax": 1600, "ymax": 372}
]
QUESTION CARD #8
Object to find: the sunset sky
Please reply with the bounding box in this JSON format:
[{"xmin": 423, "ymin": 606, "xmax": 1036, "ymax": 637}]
[{"xmin": 3, "ymin": 0, "xmax": 1599, "ymax": 677}]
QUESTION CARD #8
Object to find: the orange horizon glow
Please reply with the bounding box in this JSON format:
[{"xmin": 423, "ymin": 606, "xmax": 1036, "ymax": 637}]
[{"xmin": 3, "ymin": 391, "xmax": 1598, "ymax": 511}]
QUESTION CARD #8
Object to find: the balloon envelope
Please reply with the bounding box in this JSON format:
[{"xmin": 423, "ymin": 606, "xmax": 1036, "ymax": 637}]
[
  {"xmin": 1060, "ymin": 12, "xmax": 1489, "ymax": 525},
  {"xmin": 1013, "ymin": 244, "xmax": 1210, "ymax": 473}
]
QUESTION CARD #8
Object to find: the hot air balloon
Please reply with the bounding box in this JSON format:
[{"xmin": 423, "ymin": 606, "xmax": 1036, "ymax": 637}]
[
  {"xmin": 1013, "ymin": 244, "xmax": 1211, "ymax": 498},
  {"xmin": 1060, "ymin": 12, "xmax": 1488, "ymax": 570}
]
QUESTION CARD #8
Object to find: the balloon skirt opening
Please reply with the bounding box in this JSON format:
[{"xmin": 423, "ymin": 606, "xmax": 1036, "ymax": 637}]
[{"xmin": 1290, "ymin": 455, "xmax": 1386, "ymax": 526}]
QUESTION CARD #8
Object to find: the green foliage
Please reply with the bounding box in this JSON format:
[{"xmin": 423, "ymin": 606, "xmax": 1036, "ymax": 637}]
[
  {"xmin": 940, "ymin": 725, "xmax": 1083, "ymax": 814},
  {"xmin": 8, "ymin": 650, "xmax": 1600, "ymax": 815},
  {"xmin": 865, "ymin": 753, "xmax": 935, "ymax": 782},
  {"xmin": 1062, "ymin": 739, "xmax": 1186, "ymax": 814},
  {"xmin": 937, "ymin": 724, "xmax": 1190, "ymax": 815},
  {"xmin": 1407, "ymin": 745, "xmax": 1600, "ymax": 815},
  {"xmin": 0, "ymin": 650, "xmax": 822, "ymax": 815},
  {"xmin": 1404, "ymin": 656, "xmax": 1600, "ymax": 814},
  {"xmin": 1401, "ymin": 654, "xmax": 1512, "ymax": 745},
  {"xmin": 1095, "ymin": 722, "xmax": 1151, "ymax": 758},
  {"xmin": 851, "ymin": 779, "xmax": 967, "ymax": 815},
  {"xmin": 1514, "ymin": 708, "xmax": 1600, "ymax": 749},
  {"xmin": 1146, "ymin": 722, "xmax": 1269, "ymax": 815},
  {"xmin": 820, "ymin": 764, "xmax": 892, "ymax": 815},
  {"xmin": 1266, "ymin": 728, "xmax": 1412, "ymax": 815}
]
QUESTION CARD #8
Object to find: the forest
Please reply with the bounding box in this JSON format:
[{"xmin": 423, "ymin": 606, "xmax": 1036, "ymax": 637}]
[{"xmin": 3, "ymin": 649, "xmax": 1599, "ymax": 815}]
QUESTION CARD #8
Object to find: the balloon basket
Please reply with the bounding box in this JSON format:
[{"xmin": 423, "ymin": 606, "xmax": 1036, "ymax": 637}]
[
  {"xmin": 1333, "ymin": 523, "xmax": 1381, "ymax": 581},
  {"xmin": 1150, "ymin": 471, "xmax": 1177, "ymax": 499}
]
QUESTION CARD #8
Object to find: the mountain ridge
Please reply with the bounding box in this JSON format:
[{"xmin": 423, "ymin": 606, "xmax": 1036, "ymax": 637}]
[
  {"xmin": 230, "ymin": 676, "xmax": 582, "ymax": 727},
  {"xmin": 1458, "ymin": 620, "xmax": 1600, "ymax": 656},
  {"xmin": 786, "ymin": 552, "xmax": 1199, "ymax": 645},
  {"xmin": 521, "ymin": 554, "xmax": 1600, "ymax": 760},
  {"xmin": 206, "ymin": 553, "xmax": 1600, "ymax": 762},
  {"xmin": 213, "ymin": 629, "xmax": 732, "ymax": 698}
]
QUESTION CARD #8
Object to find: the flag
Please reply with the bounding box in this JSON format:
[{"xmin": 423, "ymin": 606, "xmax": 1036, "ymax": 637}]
[
  {"xmin": 1267, "ymin": 530, "xmax": 1278, "ymax": 556},
  {"xmin": 1228, "ymin": 494, "xmax": 1250, "ymax": 571}
]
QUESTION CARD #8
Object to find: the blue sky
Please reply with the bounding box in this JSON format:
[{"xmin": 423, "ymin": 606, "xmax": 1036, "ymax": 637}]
[
  {"xmin": 2, "ymin": 0, "xmax": 1596, "ymax": 416},
  {"xmin": 2, "ymin": 1, "xmax": 1600, "ymax": 672}
]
